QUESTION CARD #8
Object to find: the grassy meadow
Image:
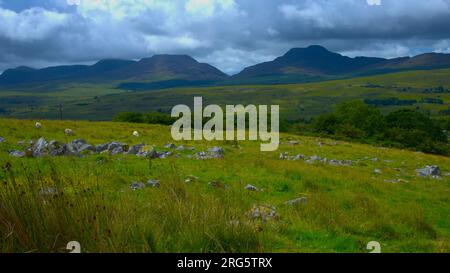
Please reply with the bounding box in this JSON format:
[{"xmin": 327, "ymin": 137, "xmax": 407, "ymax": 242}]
[{"xmin": 0, "ymin": 118, "xmax": 449, "ymax": 253}]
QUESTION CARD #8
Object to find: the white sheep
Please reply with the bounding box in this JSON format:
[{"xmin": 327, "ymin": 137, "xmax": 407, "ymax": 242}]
[
  {"xmin": 65, "ymin": 129, "xmax": 74, "ymax": 136},
  {"xmin": 132, "ymin": 131, "xmax": 140, "ymax": 137},
  {"xmin": 35, "ymin": 122, "xmax": 42, "ymax": 129}
]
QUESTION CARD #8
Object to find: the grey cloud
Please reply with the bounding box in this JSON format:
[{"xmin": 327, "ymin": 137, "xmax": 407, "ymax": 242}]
[{"xmin": 1, "ymin": 0, "xmax": 450, "ymax": 75}]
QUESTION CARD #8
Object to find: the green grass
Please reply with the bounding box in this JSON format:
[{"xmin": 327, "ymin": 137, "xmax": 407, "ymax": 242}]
[{"xmin": 0, "ymin": 118, "xmax": 449, "ymax": 253}]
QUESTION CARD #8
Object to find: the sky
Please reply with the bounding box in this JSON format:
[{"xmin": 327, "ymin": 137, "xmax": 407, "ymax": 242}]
[{"xmin": 1, "ymin": 0, "xmax": 450, "ymax": 75}]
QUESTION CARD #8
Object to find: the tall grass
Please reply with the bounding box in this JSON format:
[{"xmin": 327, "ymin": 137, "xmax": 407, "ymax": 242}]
[{"xmin": 0, "ymin": 159, "xmax": 263, "ymax": 253}]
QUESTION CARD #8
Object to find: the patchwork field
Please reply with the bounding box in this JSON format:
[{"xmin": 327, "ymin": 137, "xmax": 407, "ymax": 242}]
[{"xmin": 0, "ymin": 118, "xmax": 449, "ymax": 253}]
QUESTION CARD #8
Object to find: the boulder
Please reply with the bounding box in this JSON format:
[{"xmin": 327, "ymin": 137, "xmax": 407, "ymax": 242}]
[
  {"xmin": 208, "ymin": 146, "xmax": 224, "ymax": 155},
  {"xmin": 9, "ymin": 150, "xmax": 25, "ymax": 158},
  {"xmin": 130, "ymin": 181, "xmax": 146, "ymax": 190},
  {"xmin": 165, "ymin": 143, "xmax": 176, "ymax": 149},
  {"xmin": 245, "ymin": 184, "xmax": 259, "ymax": 191},
  {"xmin": 96, "ymin": 143, "xmax": 109, "ymax": 153},
  {"xmin": 248, "ymin": 205, "xmax": 278, "ymax": 222},
  {"xmin": 147, "ymin": 179, "xmax": 160, "ymax": 188},
  {"xmin": 416, "ymin": 166, "xmax": 441, "ymax": 178},
  {"xmin": 32, "ymin": 137, "xmax": 48, "ymax": 157},
  {"xmin": 108, "ymin": 142, "xmax": 126, "ymax": 155},
  {"xmin": 176, "ymin": 145, "xmax": 186, "ymax": 151},
  {"xmin": 127, "ymin": 144, "xmax": 144, "ymax": 155}
]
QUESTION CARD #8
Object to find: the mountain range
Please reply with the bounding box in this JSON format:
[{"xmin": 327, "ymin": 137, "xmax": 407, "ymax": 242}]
[{"xmin": 2, "ymin": 45, "xmax": 450, "ymax": 89}]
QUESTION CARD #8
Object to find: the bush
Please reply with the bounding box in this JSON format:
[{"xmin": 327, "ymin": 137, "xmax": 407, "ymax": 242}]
[{"xmin": 310, "ymin": 101, "xmax": 448, "ymax": 155}]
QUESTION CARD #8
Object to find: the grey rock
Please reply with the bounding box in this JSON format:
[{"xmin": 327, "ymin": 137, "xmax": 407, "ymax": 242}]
[
  {"xmin": 416, "ymin": 166, "xmax": 441, "ymax": 178},
  {"xmin": 130, "ymin": 181, "xmax": 146, "ymax": 190},
  {"xmin": 0, "ymin": 137, "xmax": 4, "ymax": 143},
  {"xmin": 208, "ymin": 146, "xmax": 224, "ymax": 155},
  {"xmin": 245, "ymin": 184, "xmax": 259, "ymax": 191},
  {"xmin": 147, "ymin": 179, "xmax": 160, "ymax": 188},
  {"xmin": 79, "ymin": 144, "xmax": 94, "ymax": 153},
  {"xmin": 164, "ymin": 143, "xmax": 176, "ymax": 149},
  {"xmin": 48, "ymin": 140, "xmax": 68, "ymax": 156},
  {"xmin": 285, "ymin": 197, "xmax": 308, "ymax": 206},
  {"xmin": 248, "ymin": 205, "xmax": 277, "ymax": 222},
  {"xmin": 9, "ymin": 150, "xmax": 25, "ymax": 158},
  {"xmin": 175, "ymin": 145, "xmax": 186, "ymax": 151},
  {"xmin": 158, "ymin": 151, "xmax": 172, "ymax": 159},
  {"xmin": 108, "ymin": 142, "xmax": 126, "ymax": 155},
  {"xmin": 33, "ymin": 137, "xmax": 48, "ymax": 156},
  {"xmin": 127, "ymin": 144, "xmax": 144, "ymax": 155},
  {"xmin": 279, "ymin": 152, "xmax": 289, "ymax": 160},
  {"xmin": 96, "ymin": 143, "xmax": 109, "ymax": 153},
  {"xmin": 374, "ymin": 169, "xmax": 382, "ymax": 175}
]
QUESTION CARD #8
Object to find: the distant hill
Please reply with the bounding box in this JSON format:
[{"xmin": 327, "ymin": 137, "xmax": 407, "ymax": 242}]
[
  {"xmin": 2, "ymin": 46, "xmax": 450, "ymax": 88},
  {"xmin": 230, "ymin": 45, "xmax": 450, "ymax": 84},
  {"xmin": 0, "ymin": 55, "xmax": 228, "ymax": 88}
]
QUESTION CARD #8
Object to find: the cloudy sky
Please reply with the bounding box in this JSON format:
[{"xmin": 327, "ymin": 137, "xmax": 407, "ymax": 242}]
[{"xmin": 1, "ymin": 0, "xmax": 450, "ymax": 75}]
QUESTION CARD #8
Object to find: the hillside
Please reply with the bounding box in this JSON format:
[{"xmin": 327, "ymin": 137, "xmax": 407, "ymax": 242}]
[
  {"xmin": 1, "ymin": 68, "xmax": 448, "ymax": 121},
  {"xmin": 230, "ymin": 46, "xmax": 450, "ymax": 85},
  {"xmin": 0, "ymin": 118, "xmax": 448, "ymax": 252},
  {"xmin": 0, "ymin": 55, "xmax": 228, "ymax": 87}
]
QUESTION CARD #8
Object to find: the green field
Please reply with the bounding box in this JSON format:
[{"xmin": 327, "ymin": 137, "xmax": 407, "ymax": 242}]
[
  {"xmin": 0, "ymin": 118, "xmax": 449, "ymax": 253},
  {"xmin": 1, "ymin": 68, "xmax": 450, "ymax": 121}
]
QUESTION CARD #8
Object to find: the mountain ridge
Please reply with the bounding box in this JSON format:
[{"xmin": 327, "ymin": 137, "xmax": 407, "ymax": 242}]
[{"xmin": 2, "ymin": 45, "xmax": 450, "ymax": 88}]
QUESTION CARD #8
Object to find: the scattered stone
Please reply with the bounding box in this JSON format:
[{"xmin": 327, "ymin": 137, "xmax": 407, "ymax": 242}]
[
  {"xmin": 196, "ymin": 147, "xmax": 224, "ymax": 160},
  {"xmin": 374, "ymin": 169, "xmax": 382, "ymax": 175},
  {"xmin": 416, "ymin": 166, "xmax": 441, "ymax": 178},
  {"xmin": 0, "ymin": 137, "xmax": 4, "ymax": 143},
  {"xmin": 287, "ymin": 140, "xmax": 299, "ymax": 146},
  {"xmin": 108, "ymin": 142, "xmax": 127, "ymax": 155},
  {"xmin": 130, "ymin": 181, "xmax": 146, "ymax": 190},
  {"xmin": 248, "ymin": 205, "xmax": 278, "ymax": 222},
  {"xmin": 127, "ymin": 144, "xmax": 144, "ymax": 155},
  {"xmin": 95, "ymin": 143, "xmax": 109, "ymax": 153},
  {"xmin": 245, "ymin": 184, "xmax": 259, "ymax": 191},
  {"xmin": 165, "ymin": 143, "xmax": 176, "ymax": 149},
  {"xmin": 32, "ymin": 137, "xmax": 48, "ymax": 157},
  {"xmin": 176, "ymin": 145, "xmax": 187, "ymax": 151},
  {"xmin": 9, "ymin": 150, "xmax": 25, "ymax": 158},
  {"xmin": 147, "ymin": 179, "xmax": 160, "ymax": 188},
  {"xmin": 279, "ymin": 152, "xmax": 289, "ymax": 160},
  {"xmin": 444, "ymin": 172, "xmax": 450, "ymax": 177},
  {"xmin": 285, "ymin": 197, "xmax": 308, "ymax": 206}
]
